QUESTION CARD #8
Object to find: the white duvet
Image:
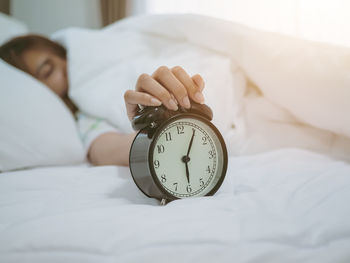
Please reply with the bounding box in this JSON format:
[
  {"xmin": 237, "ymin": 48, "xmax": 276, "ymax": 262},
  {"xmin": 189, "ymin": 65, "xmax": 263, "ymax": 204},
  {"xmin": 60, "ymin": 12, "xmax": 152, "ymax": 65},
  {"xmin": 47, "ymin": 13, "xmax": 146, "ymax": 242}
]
[
  {"xmin": 53, "ymin": 14, "xmax": 350, "ymax": 161},
  {"xmin": 1, "ymin": 149, "xmax": 350, "ymax": 262}
]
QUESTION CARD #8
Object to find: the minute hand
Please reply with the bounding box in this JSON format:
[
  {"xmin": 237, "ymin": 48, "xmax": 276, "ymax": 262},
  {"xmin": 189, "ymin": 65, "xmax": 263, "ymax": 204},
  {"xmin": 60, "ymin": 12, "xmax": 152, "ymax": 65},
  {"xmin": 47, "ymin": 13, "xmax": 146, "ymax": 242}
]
[
  {"xmin": 186, "ymin": 129, "xmax": 196, "ymax": 157},
  {"xmin": 185, "ymin": 129, "xmax": 195, "ymax": 184}
]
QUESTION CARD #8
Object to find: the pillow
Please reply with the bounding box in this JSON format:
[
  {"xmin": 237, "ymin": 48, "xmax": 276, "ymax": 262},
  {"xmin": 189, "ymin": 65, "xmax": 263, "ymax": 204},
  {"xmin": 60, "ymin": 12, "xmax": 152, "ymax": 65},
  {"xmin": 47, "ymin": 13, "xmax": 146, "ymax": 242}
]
[
  {"xmin": 0, "ymin": 13, "xmax": 28, "ymax": 45},
  {"xmin": 0, "ymin": 60, "xmax": 85, "ymax": 172},
  {"xmin": 53, "ymin": 27, "xmax": 241, "ymax": 136}
]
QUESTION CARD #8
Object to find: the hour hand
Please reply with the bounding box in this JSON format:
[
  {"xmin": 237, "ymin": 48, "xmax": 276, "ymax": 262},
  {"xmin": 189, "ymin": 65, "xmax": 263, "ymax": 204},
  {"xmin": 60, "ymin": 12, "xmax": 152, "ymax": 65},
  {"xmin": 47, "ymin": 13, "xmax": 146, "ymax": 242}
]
[
  {"xmin": 185, "ymin": 162, "xmax": 190, "ymax": 184},
  {"xmin": 182, "ymin": 155, "xmax": 190, "ymax": 183}
]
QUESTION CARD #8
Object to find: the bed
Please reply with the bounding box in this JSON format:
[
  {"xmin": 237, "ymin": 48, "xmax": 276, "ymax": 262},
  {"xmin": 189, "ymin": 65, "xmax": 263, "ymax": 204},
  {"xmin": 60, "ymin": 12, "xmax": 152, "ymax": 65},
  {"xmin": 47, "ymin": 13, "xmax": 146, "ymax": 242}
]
[
  {"xmin": 1, "ymin": 150, "xmax": 350, "ymax": 262},
  {"xmin": 1, "ymin": 13, "xmax": 350, "ymax": 263}
]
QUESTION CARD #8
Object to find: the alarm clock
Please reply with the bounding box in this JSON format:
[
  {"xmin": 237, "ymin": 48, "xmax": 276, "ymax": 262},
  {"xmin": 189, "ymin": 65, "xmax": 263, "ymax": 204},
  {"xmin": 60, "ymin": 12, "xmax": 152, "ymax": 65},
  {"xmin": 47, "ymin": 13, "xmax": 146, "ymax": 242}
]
[{"xmin": 129, "ymin": 102, "xmax": 228, "ymax": 205}]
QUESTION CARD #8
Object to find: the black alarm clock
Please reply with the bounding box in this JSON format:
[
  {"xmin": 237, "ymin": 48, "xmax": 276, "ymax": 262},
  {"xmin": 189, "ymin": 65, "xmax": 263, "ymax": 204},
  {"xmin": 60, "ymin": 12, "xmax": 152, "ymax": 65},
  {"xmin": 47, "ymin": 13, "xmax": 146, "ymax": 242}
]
[{"xmin": 129, "ymin": 102, "xmax": 228, "ymax": 205}]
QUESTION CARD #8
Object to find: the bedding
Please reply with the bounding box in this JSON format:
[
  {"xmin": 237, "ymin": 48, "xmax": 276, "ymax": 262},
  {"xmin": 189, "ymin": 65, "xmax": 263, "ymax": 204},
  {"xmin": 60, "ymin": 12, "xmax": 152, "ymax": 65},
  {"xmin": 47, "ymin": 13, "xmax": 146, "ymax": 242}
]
[
  {"xmin": 1, "ymin": 149, "xmax": 350, "ymax": 262},
  {"xmin": 1, "ymin": 13, "xmax": 350, "ymax": 263},
  {"xmin": 107, "ymin": 14, "xmax": 350, "ymax": 138},
  {"xmin": 53, "ymin": 26, "xmax": 239, "ymax": 136},
  {"xmin": 0, "ymin": 13, "xmax": 85, "ymax": 172},
  {"xmin": 53, "ymin": 14, "xmax": 350, "ymax": 162},
  {"xmin": 0, "ymin": 60, "xmax": 85, "ymax": 172}
]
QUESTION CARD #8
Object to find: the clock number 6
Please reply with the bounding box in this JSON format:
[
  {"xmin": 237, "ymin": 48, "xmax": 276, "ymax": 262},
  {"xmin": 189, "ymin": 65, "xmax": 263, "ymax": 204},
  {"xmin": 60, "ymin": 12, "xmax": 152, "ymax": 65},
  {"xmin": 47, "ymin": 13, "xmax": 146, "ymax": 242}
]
[{"xmin": 186, "ymin": 185, "xmax": 192, "ymax": 193}]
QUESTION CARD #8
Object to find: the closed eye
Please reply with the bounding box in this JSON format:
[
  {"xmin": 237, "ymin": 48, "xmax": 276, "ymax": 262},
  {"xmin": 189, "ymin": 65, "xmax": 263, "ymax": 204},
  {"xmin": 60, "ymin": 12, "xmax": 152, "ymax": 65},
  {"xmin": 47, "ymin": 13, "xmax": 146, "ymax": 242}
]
[{"xmin": 36, "ymin": 59, "xmax": 54, "ymax": 80}]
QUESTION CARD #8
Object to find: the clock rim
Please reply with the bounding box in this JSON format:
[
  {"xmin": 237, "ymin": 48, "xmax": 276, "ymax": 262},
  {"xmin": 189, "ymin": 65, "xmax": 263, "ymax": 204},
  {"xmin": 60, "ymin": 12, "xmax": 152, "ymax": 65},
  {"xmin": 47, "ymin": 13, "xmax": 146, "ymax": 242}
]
[{"xmin": 148, "ymin": 113, "xmax": 228, "ymax": 201}]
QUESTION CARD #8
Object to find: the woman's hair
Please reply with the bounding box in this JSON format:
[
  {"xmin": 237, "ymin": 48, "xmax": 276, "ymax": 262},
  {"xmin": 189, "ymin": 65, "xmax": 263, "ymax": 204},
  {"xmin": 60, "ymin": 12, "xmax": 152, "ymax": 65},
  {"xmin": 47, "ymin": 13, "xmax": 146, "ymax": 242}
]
[{"xmin": 0, "ymin": 34, "xmax": 66, "ymax": 74}]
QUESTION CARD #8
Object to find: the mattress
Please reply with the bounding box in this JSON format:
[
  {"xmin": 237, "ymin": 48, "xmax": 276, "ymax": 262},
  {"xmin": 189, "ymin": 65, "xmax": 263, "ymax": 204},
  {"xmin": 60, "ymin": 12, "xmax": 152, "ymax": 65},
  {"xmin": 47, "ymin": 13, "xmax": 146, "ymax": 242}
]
[{"xmin": 1, "ymin": 148, "xmax": 350, "ymax": 263}]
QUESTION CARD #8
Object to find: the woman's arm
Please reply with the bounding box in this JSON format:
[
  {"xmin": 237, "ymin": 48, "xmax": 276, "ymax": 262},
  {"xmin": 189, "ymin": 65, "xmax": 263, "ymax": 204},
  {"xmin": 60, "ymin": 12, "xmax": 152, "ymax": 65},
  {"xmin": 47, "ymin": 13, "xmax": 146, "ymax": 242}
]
[
  {"xmin": 88, "ymin": 132, "xmax": 137, "ymax": 166},
  {"xmin": 87, "ymin": 66, "xmax": 205, "ymax": 167}
]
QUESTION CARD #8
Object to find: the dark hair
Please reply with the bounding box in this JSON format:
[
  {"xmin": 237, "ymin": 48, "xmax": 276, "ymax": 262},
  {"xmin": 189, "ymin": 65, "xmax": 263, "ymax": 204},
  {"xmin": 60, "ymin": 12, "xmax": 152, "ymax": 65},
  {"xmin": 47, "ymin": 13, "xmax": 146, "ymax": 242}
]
[{"xmin": 0, "ymin": 34, "xmax": 66, "ymax": 74}]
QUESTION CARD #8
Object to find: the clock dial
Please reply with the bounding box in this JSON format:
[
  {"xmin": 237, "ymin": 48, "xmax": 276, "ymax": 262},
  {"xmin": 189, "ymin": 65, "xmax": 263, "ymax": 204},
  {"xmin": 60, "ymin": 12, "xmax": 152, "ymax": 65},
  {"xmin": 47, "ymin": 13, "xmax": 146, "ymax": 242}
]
[{"xmin": 151, "ymin": 117, "xmax": 224, "ymax": 198}]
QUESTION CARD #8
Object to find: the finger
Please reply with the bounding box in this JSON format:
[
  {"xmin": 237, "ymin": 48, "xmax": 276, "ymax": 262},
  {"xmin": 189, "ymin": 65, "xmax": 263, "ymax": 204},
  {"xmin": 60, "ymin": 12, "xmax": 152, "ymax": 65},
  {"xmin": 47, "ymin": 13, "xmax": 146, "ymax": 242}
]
[
  {"xmin": 192, "ymin": 74, "xmax": 205, "ymax": 91},
  {"xmin": 124, "ymin": 90, "xmax": 162, "ymax": 106},
  {"xmin": 136, "ymin": 73, "xmax": 178, "ymax": 110},
  {"xmin": 124, "ymin": 90, "xmax": 162, "ymax": 120},
  {"xmin": 152, "ymin": 66, "xmax": 190, "ymax": 109},
  {"xmin": 170, "ymin": 93, "xmax": 178, "ymax": 105},
  {"xmin": 171, "ymin": 66, "xmax": 204, "ymax": 104}
]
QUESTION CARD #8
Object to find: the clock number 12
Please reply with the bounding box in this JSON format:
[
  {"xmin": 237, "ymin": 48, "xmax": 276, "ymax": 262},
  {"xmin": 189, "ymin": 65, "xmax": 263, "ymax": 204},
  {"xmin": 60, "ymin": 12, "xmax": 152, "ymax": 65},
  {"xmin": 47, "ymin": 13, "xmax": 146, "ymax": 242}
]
[{"xmin": 176, "ymin": 125, "xmax": 184, "ymax": 134}]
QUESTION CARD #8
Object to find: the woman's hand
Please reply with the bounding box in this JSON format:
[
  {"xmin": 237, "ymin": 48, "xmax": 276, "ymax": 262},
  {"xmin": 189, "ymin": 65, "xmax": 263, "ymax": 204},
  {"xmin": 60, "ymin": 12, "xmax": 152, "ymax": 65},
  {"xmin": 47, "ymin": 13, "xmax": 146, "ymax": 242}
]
[
  {"xmin": 124, "ymin": 66, "xmax": 205, "ymax": 121},
  {"xmin": 90, "ymin": 66, "xmax": 204, "ymax": 167}
]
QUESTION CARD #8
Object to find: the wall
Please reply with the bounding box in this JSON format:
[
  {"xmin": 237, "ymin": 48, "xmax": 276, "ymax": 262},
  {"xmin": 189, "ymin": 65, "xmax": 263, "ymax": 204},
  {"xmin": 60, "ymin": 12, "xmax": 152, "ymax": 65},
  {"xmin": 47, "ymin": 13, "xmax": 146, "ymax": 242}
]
[
  {"xmin": 11, "ymin": 0, "xmax": 102, "ymax": 36},
  {"xmin": 144, "ymin": 0, "xmax": 350, "ymax": 48}
]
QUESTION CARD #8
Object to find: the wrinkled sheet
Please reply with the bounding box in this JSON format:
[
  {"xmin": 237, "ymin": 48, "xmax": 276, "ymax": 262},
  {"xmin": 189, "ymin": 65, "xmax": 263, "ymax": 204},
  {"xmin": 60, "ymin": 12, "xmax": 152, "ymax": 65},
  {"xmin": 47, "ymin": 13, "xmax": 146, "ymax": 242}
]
[{"xmin": 1, "ymin": 149, "xmax": 350, "ymax": 263}]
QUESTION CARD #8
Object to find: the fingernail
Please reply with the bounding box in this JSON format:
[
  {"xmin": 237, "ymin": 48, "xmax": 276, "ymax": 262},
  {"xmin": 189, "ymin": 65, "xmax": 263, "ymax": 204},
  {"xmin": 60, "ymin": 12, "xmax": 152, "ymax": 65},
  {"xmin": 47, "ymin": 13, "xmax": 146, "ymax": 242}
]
[
  {"xmin": 168, "ymin": 99, "xmax": 178, "ymax": 111},
  {"xmin": 182, "ymin": 96, "xmax": 191, "ymax": 109},
  {"xmin": 151, "ymin": 98, "xmax": 162, "ymax": 106},
  {"xmin": 199, "ymin": 82, "xmax": 205, "ymax": 91},
  {"xmin": 194, "ymin": 92, "xmax": 204, "ymax": 103}
]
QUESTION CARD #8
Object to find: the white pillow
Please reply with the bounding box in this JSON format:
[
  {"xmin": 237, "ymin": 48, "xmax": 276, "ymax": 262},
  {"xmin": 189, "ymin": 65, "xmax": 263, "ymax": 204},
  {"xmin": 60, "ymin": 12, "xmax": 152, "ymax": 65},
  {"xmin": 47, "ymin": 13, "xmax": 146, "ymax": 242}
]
[
  {"xmin": 53, "ymin": 27, "xmax": 239, "ymax": 135},
  {"xmin": 0, "ymin": 60, "xmax": 85, "ymax": 172},
  {"xmin": 0, "ymin": 13, "xmax": 28, "ymax": 45}
]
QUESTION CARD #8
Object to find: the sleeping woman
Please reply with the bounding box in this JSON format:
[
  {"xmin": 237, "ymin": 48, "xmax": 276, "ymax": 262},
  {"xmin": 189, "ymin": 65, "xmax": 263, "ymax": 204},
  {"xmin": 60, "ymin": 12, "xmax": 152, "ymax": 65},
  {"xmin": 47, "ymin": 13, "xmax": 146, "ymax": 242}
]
[{"xmin": 0, "ymin": 34, "xmax": 205, "ymax": 166}]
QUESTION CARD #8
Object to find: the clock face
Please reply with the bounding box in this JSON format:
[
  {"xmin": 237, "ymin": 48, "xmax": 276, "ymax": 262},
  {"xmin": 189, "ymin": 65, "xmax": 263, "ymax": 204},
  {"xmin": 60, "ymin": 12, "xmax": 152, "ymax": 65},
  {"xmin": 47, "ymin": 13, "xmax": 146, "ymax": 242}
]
[{"xmin": 150, "ymin": 115, "xmax": 226, "ymax": 199}]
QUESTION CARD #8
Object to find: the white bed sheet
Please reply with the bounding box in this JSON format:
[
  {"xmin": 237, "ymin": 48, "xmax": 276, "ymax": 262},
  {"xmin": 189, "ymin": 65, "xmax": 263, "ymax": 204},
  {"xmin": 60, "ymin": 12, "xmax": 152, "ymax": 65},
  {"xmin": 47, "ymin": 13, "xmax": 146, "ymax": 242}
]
[{"xmin": 1, "ymin": 149, "xmax": 350, "ymax": 263}]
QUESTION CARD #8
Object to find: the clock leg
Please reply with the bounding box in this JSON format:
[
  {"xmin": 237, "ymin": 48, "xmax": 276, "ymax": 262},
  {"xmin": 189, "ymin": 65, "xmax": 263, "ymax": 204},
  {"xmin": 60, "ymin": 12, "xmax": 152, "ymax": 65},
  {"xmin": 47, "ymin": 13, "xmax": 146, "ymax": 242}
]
[{"xmin": 160, "ymin": 198, "xmax": 168, "ymax": 206}]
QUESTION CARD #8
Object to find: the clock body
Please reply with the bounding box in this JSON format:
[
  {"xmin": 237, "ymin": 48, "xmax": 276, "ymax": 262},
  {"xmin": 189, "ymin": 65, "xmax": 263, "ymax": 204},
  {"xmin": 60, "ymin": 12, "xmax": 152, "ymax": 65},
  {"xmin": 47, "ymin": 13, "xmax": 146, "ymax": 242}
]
[{"xmin": 129, "ymin": 112, "xmax": 228, "ymax": 202}]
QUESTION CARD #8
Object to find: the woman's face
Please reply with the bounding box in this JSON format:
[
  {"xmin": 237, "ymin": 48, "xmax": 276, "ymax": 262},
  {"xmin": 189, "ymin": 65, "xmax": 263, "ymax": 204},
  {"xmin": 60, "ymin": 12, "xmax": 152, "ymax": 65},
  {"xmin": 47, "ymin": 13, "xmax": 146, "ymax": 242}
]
[{"xmin": 21, "ymin": 48, "xmax": 68, "ymax": 98}]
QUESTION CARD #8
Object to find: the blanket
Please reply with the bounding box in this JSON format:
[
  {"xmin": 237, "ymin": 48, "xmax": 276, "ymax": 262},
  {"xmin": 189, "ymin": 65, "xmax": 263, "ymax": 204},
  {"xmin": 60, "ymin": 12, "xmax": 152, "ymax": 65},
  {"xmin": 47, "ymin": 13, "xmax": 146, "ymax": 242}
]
[
  {"xmin": 53, "ymin": 14, "xmax": 350, "ymax": 161},
  {"xmin": 1, "ymin": 149, "xmax": 350, "ymax": 262}
]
